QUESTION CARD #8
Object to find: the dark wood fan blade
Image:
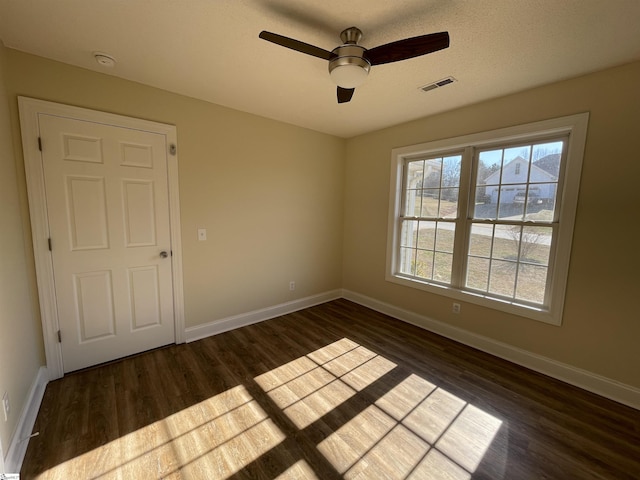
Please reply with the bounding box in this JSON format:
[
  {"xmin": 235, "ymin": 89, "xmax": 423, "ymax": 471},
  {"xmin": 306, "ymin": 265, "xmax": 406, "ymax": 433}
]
[
  {"xmin": 259, "ymin": 31, "xmax": 335, "ymax": 60},
  {"xmin": 364, "ymin": 32, "xmax": 449, "ymax": 66},
  {"xmin": 337, "ymin": 87, "xmax": 355, "ymax": 103}
]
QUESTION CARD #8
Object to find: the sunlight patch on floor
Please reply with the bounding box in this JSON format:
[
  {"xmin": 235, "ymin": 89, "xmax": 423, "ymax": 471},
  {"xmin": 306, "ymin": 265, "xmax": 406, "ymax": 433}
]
[
  {"xmin": 435, "ymin": 404, "xmax": 503, "ymax": 473},
  {"xmin": 410, "ymin": 449, "xmax": 471, "ymax": 480},
  {"xmin": 274, "ymin": 460, "xmax": 320, "ymax": 479},
  {"xmin": 39, "ymin": 385, "xmax": 286, "ymax": 479},
  {"xmin": 318, "ymin": 373, "xmax": 502, "ymax": 479},
  {"xmin": 317, "ymin": 405, "xmax": 429, "ymax": 479},
  {"xmin": 255, "ymin": 338, "xmax": 397, "ymax": 429},
  {"xmin": 255, "ymin": 339, "xmax": 502, "ymax": 479}
]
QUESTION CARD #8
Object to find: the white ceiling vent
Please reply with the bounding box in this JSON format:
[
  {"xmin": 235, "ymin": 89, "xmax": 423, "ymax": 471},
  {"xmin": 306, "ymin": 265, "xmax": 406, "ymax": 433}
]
[{"xmin": 420, "ymin": 76, "xmax": 457, "ymax": 92}]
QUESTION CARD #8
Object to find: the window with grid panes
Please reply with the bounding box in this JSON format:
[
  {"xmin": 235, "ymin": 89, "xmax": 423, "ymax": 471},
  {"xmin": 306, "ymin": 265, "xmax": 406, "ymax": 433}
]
[{"xmin": 386, "ymin": 114, "xmax": 588, "ymax": 325}]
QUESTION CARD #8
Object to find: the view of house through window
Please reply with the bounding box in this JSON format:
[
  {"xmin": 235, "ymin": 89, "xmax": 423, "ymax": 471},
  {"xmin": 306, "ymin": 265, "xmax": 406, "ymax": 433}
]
[
  {"xmin": 388, "ymin": 114, "xmax": 588, "ymax": 324},
  {"xmin": 468, "ymin": 141, "xmax": 563, "ymax": 305}
]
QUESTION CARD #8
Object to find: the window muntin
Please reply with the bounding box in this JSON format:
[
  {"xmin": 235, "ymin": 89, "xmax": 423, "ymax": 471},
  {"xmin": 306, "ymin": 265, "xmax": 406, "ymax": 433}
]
[{"xmin": 387, "ymin": 114, "xmax": 588, "ymax": 325}]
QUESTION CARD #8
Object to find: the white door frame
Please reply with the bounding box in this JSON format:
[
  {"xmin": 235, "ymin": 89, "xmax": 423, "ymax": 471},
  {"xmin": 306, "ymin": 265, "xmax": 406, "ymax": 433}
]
[
  {"xmin": 18, "ymin": 97, "xmax": 185, "ymax": 380},
  {"xmin": 0, "ymin": 436, "xmax": 5, "ymax": 474}
]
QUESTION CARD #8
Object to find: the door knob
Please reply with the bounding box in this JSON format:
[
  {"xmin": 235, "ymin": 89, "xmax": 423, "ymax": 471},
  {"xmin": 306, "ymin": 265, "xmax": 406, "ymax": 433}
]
[{"xmin": 160, "ymin": 251, "xmax": 169, "ymax": 258}]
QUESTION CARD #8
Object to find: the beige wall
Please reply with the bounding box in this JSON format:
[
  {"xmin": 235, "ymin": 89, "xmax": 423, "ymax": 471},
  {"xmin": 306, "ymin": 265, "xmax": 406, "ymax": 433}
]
[
  {"xmin": 0, "ymin": 42, "xmax": 43, "ymax": 457},
  {"xmin": 343, "ymin": 61, "xmax": 640, "ymax": 388},
  {"xmin": 4, "ymin": 49, "xmax": 346, "ymax": 330},
  {"xmin": 1, "ymin": 47, "xmax": 638, "ymax": 460}
]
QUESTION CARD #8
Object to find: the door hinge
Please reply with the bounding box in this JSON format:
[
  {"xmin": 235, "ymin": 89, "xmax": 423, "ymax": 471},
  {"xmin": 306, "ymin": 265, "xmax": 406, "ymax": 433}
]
[
  {"xmin": 57, "ymin": 330, "xmax": 62, "ymax": 343},
  {"xmin": 48, "ymin": 238, "xmax": 52, "ymax": 251},
  {"xmin": 38, "ymin": 136, "xmax": 42, "ymax": 151}
]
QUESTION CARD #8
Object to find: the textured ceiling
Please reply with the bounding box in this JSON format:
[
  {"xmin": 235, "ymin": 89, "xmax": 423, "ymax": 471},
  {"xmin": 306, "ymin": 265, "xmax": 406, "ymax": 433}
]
[{"xmin": 1, "ymin": 0, "xmax": 639, "ymax": 138}]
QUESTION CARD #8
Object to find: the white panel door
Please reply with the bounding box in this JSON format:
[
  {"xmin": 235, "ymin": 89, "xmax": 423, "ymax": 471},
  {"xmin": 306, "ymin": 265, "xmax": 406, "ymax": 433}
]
[{"xmin": 39, "ymin": 114, "xmax": 175, "ymax": 372}]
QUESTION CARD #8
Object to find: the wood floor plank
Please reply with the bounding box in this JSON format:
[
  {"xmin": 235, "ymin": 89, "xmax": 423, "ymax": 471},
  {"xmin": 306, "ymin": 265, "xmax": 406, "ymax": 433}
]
[{"xmin": 20, "ymin": 299, "xmax": 640, "ymax": 479}]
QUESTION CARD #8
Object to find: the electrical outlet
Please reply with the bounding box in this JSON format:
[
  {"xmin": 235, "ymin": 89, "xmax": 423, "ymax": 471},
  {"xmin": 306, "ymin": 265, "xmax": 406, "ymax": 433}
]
[
  {"xmin": 197, "ymin": 228, "xmax": 207, "ymax": 241},
  {"xmin": 2, "ymin": 392, "xmax": 9, "ymax": 422},
  {"xmin": 289, "ymin": 281, "xmax": 295, "ymax": 291},
  {"xmin": 452, "ymin": 302, "xmax": 461, "ymax": 314}
]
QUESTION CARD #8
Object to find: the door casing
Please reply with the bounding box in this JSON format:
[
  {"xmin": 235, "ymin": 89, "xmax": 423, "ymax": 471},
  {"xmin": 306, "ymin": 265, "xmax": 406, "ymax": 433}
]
[{"xmin": 18, "ymin": 97, "xmax": 185, "ymax": 380}]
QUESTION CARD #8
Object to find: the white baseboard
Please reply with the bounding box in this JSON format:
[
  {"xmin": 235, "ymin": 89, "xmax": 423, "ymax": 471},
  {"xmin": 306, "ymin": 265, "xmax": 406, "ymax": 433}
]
[
  {"xmin": 185, "ymin": 290, "xmax": 343, "ymax": 343},
  {"xmin": 184, "ymin": 288, "xmax": 640, "ymax": 409},
  {"xmin": 342, "ymin": 290, "xmax": 640, "ymax": 410},
  {"xmin": 4, "ymin": 366, "xmax": 48, "ymax": 473}
]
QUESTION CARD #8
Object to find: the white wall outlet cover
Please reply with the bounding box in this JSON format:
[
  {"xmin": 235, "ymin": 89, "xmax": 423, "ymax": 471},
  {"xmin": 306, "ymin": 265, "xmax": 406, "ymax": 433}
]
[{"xmin": 197, "ymin": 228, "xmax": 207, "ymax": 241}]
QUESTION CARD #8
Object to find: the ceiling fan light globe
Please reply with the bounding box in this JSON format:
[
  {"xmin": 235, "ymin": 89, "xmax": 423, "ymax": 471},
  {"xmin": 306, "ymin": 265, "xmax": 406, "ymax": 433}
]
[{"xmin": 330, "ymin": 63, "xmax": 369, "ymax": 88}]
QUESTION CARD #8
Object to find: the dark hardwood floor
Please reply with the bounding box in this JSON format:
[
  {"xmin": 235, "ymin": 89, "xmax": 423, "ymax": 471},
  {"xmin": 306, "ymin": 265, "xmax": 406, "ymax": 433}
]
[{"xmin": 21, "ymin": 299, "xmax": 640, "ymax": 479}]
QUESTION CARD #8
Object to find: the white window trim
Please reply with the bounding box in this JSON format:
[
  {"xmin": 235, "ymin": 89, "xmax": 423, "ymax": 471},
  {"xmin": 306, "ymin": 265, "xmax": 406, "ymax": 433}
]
[{"xmin": 386, "ymin": 113, "xmax": 589, "ymax": 325}]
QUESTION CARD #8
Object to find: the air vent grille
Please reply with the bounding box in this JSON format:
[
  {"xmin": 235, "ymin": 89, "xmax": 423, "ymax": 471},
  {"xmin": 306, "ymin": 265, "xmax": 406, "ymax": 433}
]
[{"xmin": 420, "ymin": 76, "xmax": 457, "ymax": 92}]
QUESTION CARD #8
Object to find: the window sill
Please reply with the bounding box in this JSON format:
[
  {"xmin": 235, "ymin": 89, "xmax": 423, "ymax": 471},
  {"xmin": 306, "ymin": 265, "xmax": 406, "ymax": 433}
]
[{"xmin": 386, "ymin": 273, "xmax": 562, "ymax": 326}]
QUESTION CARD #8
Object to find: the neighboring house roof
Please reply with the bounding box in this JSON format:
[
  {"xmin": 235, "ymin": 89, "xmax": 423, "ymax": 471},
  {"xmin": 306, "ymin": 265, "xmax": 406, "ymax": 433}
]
[
  {"xmin": 533, "ymin": 153, "xmax": 561, "ymax": 178},
  {"xmin": 483, "ymin": 155, "xmax": 559, "ymax": 185}
]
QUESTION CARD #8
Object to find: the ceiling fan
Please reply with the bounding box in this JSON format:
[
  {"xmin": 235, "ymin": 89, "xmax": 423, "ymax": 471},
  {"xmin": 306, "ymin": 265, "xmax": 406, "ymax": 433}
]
[{"xmin": 259, "ymin": 27, "xmax": 450, "ymax": 103}]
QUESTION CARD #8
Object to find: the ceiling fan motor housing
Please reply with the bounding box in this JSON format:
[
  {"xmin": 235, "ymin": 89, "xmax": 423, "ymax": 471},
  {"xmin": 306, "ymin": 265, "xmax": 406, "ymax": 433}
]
[
  {"xmin": 329, "ymin": 45, "xmax": 371, "ymax": 88},
  {"xmin": 340, "ymin": 26, "xmax": 363, "ymax": 44}
]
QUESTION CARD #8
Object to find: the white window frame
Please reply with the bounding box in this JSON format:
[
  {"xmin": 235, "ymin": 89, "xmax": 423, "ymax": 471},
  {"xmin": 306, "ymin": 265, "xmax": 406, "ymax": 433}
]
[{"xmin": 386, "ymin": 113, "xmax": 589, "ymax": 325}]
